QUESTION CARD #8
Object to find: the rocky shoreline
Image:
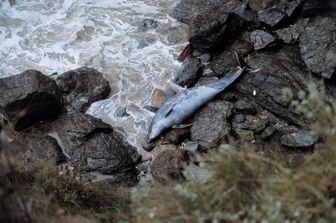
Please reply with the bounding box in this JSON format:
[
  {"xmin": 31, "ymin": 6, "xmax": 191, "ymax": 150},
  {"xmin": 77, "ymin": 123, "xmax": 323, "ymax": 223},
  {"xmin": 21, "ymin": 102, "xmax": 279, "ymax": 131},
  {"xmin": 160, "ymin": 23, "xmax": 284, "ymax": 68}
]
[{"xmin": 0, "ymin": 0, "xmax": 336, "ymax": 187}]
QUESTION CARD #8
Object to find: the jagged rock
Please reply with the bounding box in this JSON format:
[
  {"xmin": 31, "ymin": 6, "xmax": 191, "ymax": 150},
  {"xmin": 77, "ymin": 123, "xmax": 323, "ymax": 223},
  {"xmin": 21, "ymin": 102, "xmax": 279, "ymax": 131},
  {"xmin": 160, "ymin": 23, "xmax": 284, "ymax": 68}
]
[
  {"xmin": 301, "ymin": 0, "xmax": 330, "ymax": 17},
  {"xmin": 171, "ymin": 0, "xmax": 226, "ymax": 24},
  {"xmin": 52, "ymin": 113, "xmax": 140, "ymax": 179},
  {"xmin": 240, "ymin": 116, "xmax": 269, "ymax": 133},
  {"xmin": 199, "ymin": 53, "xmax": 212, "ymax": 63},
  {"xmin": 189, "ymin": 6, "xmax": 230, "ymax": 52},
  {"xmin": 162, "ymin": 128, "xmax": 190, "ymax": 145},
  {"xmin": 138, "ymin": 18, "xmax": 159, "ymax": 32},
  {"xmin": 173, "ymin": 56, "xmax": 203, "ymax": 87},
  {"xmin": 299, "ymin": 17, "xmax": 336, "ymax": 79},
  {"xmin": 234, "ymin": 47, "xmax": 309, "ymax": 126},
  {"xmin": 0, "ymin": 70, "xmax": 63, "ymax": 131},
  {"xmin": 281, "ymin": 131, "xmax": 317, "ymax": 148},
  {"xmin": 250, "ymin": 30, "xmax": 276, "ymax": 50},
  {"xmin": 56, "ymin": 67, "xmax": 111, "ymax": 112},
  {"xmin": 3, "ymin": 135, "xmax": 66, "ymax": 165},
  {"xmin": 208, "ymin": 50, "xmax": 237, "ymax": 75},
  {"xmin": 233, "ymin": 113, "xmax": 245, "ymax": 124},
  {"xmin": 191, "ymin": 100, "xmax": 234, "ymax": 148},
  {"xmin": 149, "ymin": 88, "xmax": 166, "ymax": 108},
  {"xmin": 257, "ymin": 0, "xmax": 302, "ymax": 26},
  {"xmin": 260, "ymin": 125, "xmax": 276, "ymax": 139},
  {"xmin": 235, "ymin": 99, "xmax": 257, "ymax": 114},
  {"xmin": 276, "ymin": 19, "xmax": 309, "ymax": 44},
  {"xmin": 235, "ymin": 129, "xmax": 254, "ymax": 142},
  {"xmin": 182, "ymin": 141, "xmax": 199, "ymax": 153},
  {"xmin": 257, "ymin": 8, "xmax": 286, "ymax": 27},
  {"xmin": 152, "ymin": 149, "xmax": 187, "ymax": 184}
]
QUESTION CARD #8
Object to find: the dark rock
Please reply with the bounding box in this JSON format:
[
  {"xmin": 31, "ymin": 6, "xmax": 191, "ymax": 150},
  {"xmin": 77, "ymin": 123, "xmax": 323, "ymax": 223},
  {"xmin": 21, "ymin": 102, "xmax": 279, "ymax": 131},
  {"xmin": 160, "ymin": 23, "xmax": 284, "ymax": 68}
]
[
  {"xmin": 232, "ymin": 113, "xmax": 245, "ymax": 124},
  {"xmin": 235, "ymin": 99, "xmax": 257, "ymax": 114},
  {"xmin": 141, "ymin": 136, "xmax": 156, "ymax": 152},
  {"xmin": 182, "ymin": 141, "xmax": 199, "ymax": 153},
  {"xmin": 115, "ymin": 106, "xmax": 130, "ymax": 118},
  {"xmin": 0, "ymin": 70, "xmax": 63, "ymax": 131},
  {"xmin": 188, "ymin": 6, "xmax": 230, "ymax": 52},
  {"xmin": 52, "ymin": 113, "xmax": 140, "ymax": 177},
  {"xmin": 257, "ymin": 8, "xmax": 286, "ymax": 27},
  {"xmin": 276, "ymin": 19, "xmax": 309, "ymax": 44},
  {"xmin": 173, "ymin": 56, "xmax": 203, "ymax": 87},
  {"xmin": 260, "ymin": 125, "xmax": 276, "ymax": 139},
  {"xmin": 171, "ymin": 0, "xmax": 226, "ymax": 24},
  {"xmin": 207, "ymin": 50, "xmax": 237, "ymax": 75},
  {"xmin": 162, "ymin": 128, "xmax": 190, "ymax": 145},
  {"xmin": 56, "ymin": 67, "xmax": 111, "ymax": 112},
  {"xmin": 152, "ymin": 149, "xmax": 187, "ymax": 184},
  {"xmin": 299, "ymin": 17, "xmax": 336, "ymax": 79},
  {"xmin": 250, "ymin": 30, "xmax": 276, "ymax": 50},
  {"xmin": 3, "ymin": 135, "xmax": 66, "ymax": 166},
  {"xmin": 143, "ymin": 105, "xmax": 159, "ymax": 113},
  {"xmin": 234, "ymin": 48, "xmax": 309, "ymax": 126},
  {"xmin": 226, "ymin": 33, "xmax": 254, "ymax": 57},
  {"xmin": 138, "ymin": 18, "xmax": 159, "ymax": 32},
  {"xmin": 301, "ymin": 0, "xmax": 330, "ymax": 17},
  {"xmin": 199, "ymin": 53, "xmax": 212, "ymax": 64},
  {"xmin": 281, "ymin": 131, "xmax": 317, "ymax": 148},
  {"xmin": 191, "ymin": 100, "xmax": 234, "ymax": 148},
  {"xmin": 240, "ymin": 116, "xmax": 269, "ymax": 133},
  {"xmin": 235, "ymin": 129, "xmax": 254, "ymax": 142}
]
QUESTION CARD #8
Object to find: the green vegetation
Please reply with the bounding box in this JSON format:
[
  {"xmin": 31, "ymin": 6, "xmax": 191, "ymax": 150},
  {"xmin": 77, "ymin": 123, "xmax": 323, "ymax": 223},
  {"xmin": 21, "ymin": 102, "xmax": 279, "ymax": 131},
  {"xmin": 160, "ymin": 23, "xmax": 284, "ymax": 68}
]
[{"xmin": 1, "ymin": 82, "xmax": 336, "ymax": 222}]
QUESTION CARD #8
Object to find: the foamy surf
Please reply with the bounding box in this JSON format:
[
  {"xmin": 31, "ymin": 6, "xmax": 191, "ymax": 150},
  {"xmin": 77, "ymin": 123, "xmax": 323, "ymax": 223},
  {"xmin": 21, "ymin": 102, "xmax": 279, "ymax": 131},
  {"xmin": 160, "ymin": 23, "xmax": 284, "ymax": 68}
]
[{"xmin": 0, "ymin": 0, "xmax": 188, "ymax": 149}]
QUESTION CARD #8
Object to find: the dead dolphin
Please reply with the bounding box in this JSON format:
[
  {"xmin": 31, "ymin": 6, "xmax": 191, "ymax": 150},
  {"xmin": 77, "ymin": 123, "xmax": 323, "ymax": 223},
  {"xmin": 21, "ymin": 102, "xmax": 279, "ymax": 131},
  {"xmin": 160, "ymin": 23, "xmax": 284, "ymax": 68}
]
[{"xmin": 148, "ymin": 67, "xmax": 246, "ymax": 142}]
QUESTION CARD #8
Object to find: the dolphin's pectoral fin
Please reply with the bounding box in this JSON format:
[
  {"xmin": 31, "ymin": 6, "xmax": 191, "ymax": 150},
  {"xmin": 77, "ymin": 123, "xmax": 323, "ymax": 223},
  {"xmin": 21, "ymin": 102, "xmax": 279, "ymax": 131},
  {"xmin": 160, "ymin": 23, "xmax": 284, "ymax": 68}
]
[
  {"xmin": 162, "ymin": 102, "xmax": 177, "ymax": 117},
  {"xmin": 172, "ymin": 123, "xmax": 193, "ymax": 129}
]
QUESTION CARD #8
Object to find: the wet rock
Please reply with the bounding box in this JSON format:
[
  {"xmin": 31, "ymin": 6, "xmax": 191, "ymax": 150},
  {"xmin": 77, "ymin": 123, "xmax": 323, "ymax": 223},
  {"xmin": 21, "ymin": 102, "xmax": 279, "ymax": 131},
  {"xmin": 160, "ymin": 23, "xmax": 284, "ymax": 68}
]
[
  {"xmin": 281, "ymin": 131, "xmax": 317, "ymax": 148},
  {"xmin": 250, "ymin": 30, "xmax": 276, "ymax": 50},
  {"xmin": 152, "ymin": 149, "xmax": 187, "ymax": 184},
  {"xmin": 299, "ymin": 17, "xmax": 336, "ymax": 79},
  {"xmin": 149, "ymin": 88, "xmax": 166, "ymax": 108},
  {"xmin": 191, "ymin": 100, "xmax": 234, "ymax": 148},
  {"xmin": 235, "ymin": 99, "xmax": 257, "ymax": 114},
  {"xmin": 138, "ymin": 18, "xmax": 159, "ymax": 32},
  {"xmin": 226, "ymin": 33, "xmax": 254, "ymax": 57},
  {"xmin": 260, "ymin": 125, "xmax": 276, "ymax": 140},
  {"xmin": 52, "ymin": 113, "xmax": 140, "ymax": 178},
  {"xmin": 0, "ymin": 70, "xmax": 63, "ymax": 131},
  {"xmin": 115, "ymin": 106, "xmax": 130, "ymax": 118},
  {"xmin": 141, "ymin": 136, "xmax": 156, "ymax": 152},
  {"xmin": 143, "ymin": 105, "xmax": 159, "ymax": 113},
  {"xmin": 56, "ymin": 67, "xmax": 111, "ymax": 112},
  {"xmin": 276, "ymin": 19, "xmax": 309, "ymax": 44},
  {"xmin": 173, "ymin": 56, "xmax": 203, "ymax": 87},
  {"xmin": 234, "ymin": 48, "xmax": 309, "ymax": 126},
  {"xmin": 199, "ymin": 53, "xmax": 212, "ymax": 64}
]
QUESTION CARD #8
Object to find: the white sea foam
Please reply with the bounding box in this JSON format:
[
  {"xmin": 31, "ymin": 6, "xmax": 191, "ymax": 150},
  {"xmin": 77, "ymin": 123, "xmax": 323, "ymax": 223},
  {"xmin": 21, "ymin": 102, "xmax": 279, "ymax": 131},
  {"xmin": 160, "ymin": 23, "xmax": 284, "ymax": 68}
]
[{"xmin": 0, "ymin": 0, "xmax": 188, "ymax": 149}]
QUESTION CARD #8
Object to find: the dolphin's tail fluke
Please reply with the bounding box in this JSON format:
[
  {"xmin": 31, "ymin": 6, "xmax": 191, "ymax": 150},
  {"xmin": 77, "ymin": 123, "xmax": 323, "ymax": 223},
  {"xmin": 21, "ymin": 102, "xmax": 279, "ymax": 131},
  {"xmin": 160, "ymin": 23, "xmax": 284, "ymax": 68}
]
[{"xmin": 207, "ymin": 67, "xmax": 246, "ymax": 90}]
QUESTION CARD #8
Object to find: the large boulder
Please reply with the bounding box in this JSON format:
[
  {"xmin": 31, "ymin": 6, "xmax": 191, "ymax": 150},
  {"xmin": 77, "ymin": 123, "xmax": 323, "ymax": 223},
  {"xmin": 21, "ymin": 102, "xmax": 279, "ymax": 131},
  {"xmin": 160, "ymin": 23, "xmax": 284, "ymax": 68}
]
[
  {"xmin": 191, "ymin": 100, "xmax": 234, "ymax": 148},
  {"xmin": 51, "ymin": 113, "xmax": 140, "ymax": 178},
  {"xmin": 56, "ymin": 67, "xmax": 111, "ymax": 112},
  {"xmin": 299, "ymin": 17, "xmax": 336, "ymax": 79},
  {"xmin": 234, "ymin": 47, "xmax": 309, "ymax": 126},
  {"xmin": 0, "ymin": 70, "xmax": 63, "ymax": 131}
]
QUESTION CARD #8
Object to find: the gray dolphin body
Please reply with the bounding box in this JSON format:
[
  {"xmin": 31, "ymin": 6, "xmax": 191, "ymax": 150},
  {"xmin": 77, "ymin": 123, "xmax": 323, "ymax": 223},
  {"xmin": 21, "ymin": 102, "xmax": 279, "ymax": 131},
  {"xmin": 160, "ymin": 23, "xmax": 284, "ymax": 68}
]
[{"xmin": 148, "ymin": 68, "xmax": 246, "ymax": 142}]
